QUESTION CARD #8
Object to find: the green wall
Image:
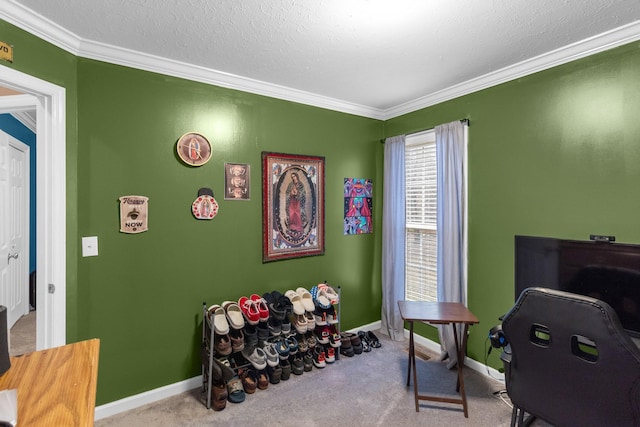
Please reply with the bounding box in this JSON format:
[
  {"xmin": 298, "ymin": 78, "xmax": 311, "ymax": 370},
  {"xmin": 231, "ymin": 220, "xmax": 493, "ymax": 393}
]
[
  {"xmin": 386, "ymin": 41, "xmax": 640, "ymax": 369},
  {"xmin": 75, "ymin": 60, "xmax": 383, "ymax": 402}
]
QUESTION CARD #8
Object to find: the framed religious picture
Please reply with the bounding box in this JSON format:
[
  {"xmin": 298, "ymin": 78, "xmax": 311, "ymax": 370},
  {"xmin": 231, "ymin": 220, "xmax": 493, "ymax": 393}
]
[
  {"xmin": 224, "ymin": 163, "xmax": 250, "ymax": 200},
  {"xmin": 262, "ymin": 152, "xmax": 325, "ymax": 262}
]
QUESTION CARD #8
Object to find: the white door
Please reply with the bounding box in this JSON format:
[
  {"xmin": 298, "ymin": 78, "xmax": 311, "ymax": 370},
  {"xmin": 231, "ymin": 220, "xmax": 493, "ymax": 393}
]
[{"xmin": 0, "ymin": 129, "xmax": 29, "ymax": 328}]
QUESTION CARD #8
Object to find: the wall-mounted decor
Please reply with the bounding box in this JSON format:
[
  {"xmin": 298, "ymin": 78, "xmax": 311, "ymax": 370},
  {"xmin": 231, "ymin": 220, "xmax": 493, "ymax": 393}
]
[
  {"xmin": 119, "ymin": 195, "xmax": 149, "ymax": 233},
  {"xmin": 176, "ymin": 132, "xmax": 212, "ymax": 166},
  {"xmin": 192, "ymin": 188, "xmax": 219, "ymax": 220},
  {"xmin": 224, "ymin": 163, "xmax": 250, "ymax": 200},
  {"xmin": 344, "ymin": 178, "xmax": 373, "ymax": 235},
  {"xmin": 262, "ymin": 152, "xmax": 325, "ymax": 262}
]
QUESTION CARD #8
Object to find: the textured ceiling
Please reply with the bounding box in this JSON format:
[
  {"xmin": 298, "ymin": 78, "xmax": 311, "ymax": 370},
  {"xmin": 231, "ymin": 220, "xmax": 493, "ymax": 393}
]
[{"xmin": 5, "ymin": 0, "xmax": 640, "ymax": 117}]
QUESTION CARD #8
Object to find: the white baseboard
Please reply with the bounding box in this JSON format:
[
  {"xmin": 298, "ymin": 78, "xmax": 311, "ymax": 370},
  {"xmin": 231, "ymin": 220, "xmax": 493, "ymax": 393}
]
[
  {"xmin": 404, "ymin": 328, "xmax": 505, "ymax": 383},
  {"xmin": 94, "ymin": 376, "xmax": 202, "ymax": 420},
  {"xmin": 95, "ymin": 319, "xmax": 503, "ymax": 420}
]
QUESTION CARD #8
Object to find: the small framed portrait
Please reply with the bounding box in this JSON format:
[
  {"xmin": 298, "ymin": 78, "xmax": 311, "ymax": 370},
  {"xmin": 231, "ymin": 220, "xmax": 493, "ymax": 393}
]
[{"xmin": 224, "ymin": 163, "xmax": 250, "ymax": 200}]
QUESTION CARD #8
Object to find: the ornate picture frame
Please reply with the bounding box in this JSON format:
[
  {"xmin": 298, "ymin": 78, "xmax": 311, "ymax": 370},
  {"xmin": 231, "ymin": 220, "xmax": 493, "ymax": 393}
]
[{"xmin": 262, "ymin": 152, "xmax": 325, "ymax": 262}]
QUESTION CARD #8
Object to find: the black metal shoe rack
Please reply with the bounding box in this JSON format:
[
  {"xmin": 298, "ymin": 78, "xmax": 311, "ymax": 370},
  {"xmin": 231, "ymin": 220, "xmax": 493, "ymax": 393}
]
[
  {"xmin": 201, "ymin": 302, "xmax": 215, "ymax": 409},
  {"xmin": 201, "ymin": 285, "xmax": 342, "ymax": 409}
]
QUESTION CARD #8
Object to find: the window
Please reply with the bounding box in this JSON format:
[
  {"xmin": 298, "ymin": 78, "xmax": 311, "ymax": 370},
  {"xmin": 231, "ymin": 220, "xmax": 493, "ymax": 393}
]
[{"xmin": 405, "ymin": 130, "xmax": 437, "ymax": 302}]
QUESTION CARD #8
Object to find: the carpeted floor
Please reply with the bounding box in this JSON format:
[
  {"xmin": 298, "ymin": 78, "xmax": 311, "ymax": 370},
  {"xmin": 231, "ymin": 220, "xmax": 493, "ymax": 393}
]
[
  {"xmin": 9, "ymin": 311, "xmax": 36, "ymax": 357},
  {"xmin": 95, "ymin": 330, "xmax": 536, "ymax": 427}
]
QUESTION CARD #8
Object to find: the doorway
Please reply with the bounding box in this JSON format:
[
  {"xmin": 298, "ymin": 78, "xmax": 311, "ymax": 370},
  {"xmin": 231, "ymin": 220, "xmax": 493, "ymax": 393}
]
[{"xmin": 0, "ymin": 65, "xmax": 67, "ymax": 350}]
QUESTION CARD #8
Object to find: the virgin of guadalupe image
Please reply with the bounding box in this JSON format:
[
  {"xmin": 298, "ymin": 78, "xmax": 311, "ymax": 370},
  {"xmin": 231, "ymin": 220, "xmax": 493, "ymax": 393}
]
[
  {"xmin": 273, "ymin": 167, "xmax": 316, "ymax": 246},
  {"xmin": 285, "ymin": 171, "xmax": 307, "ymax": 234}
]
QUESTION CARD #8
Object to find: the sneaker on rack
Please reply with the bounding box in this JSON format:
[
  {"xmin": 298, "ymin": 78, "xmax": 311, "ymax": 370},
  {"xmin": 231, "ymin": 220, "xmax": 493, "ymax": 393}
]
[
  {"xmin": 313, "ymin": 345, "xmax": 326, "ymax": 368},
  {"xmin": 310, "ymin": 285, "xmax": 332, "ymax": 309},
  {"xmin": 244, "ymin": 324, "xmax": 258, "ymax": 347},
  {"xmin": 302, "ymin": 350, "xmax": 314, "ymax": 372},
  {"xmin": 238, "ymin": 367, "xmax": 257, "ymax": 394},
  {"xmin": 287, "ymin": 335, "xmax": 299, "ymax": 356},
  {"xmin": 304, "ymin": 311, "xmax": 316, "ymax": 330},
  {"xmin": 267, "ymin": 364, "xmax": 282, "ymax": 384},
  {"xmin": 326, "ymin": 306, "xmax": 339, "ymax": 324},
  {"xmin": 325, "ymin": 346, "xmax": 336, "ymax": 363},
  {"xmin": 264, "ymin": 292, "xmax": 286, "ymax": 321},
  {"xmin": 317, "ymin": 282, "xmax": 340, "ymax": 305},
  {"xmin": 274, "ymin": 337, "xmax": 290, "ymax": 359},
  {"xmin": 315, "ymin": 325, "xmax": 330, "ymax": 345},
  {"xmin": 279, "ymin": 357, "xmax": 292, "ymax": 380},
  {"xmin": 250, "ymin": 294, "xmax": 270, "ymax": 322},
  {"xmin": 229, "ymin": 328, "xmax": 245, "ymax": 353},
  {"xmin": 271, "ymin": 291, "xmax": 293, "ymax": 318},
  {"xmin": 257, "ymin": 369, "xmax": 269, "ymax": 390},
  {"xmin": 291, "ymin": 354, "xmax": 304, "ymax": 375},
  {"xmin": 263, "ymin": 342, "xmax": 280, "ymax": 367},
  {"xmin": 241, "ymin": 345, "xmax": 267, "ymax": 370},
  {"xmin": 289, "ymin": 313, "xmax": 308, "ymax": 334},
  {"xmin": 257, "ymin": 322, "xmax": 270, "ymax": 344},
  {"xmin": 295, "ymin": 287, "xmax": 316, "ymax": 312},
  {"xmin": 328, "ymin": 325, "xmax": 341, "ymax": 348},
  {"xmin": 214, "ymin": 333, "xmax": 232, "ymax": 356},
  {"xmin": 314, "ymin": 309, "xmax": 328, "ymax": 326},
  {"xmin": 281, "ymin": 316, "xmax": 292, "ymax": 336},
  {"xmin": 268, "ymin": 317, "xmax": 282, "ymax": 337},
  {"xmin": 297, "ymin": 334, "xmax": 308, "ymax": 353},
  {"xmin": 306, "ymin": 331, "xmax": 317, "ymax": 349},
  {"xmin": 238, "ymin": 296, "xmax": 261, "ymax": 325}
]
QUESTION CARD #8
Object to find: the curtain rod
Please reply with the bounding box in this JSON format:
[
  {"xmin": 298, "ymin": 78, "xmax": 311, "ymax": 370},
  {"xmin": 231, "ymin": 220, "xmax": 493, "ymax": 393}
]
[{"xmin": 381, "ymin": 118, "xmax": 470, "ymax": 143}]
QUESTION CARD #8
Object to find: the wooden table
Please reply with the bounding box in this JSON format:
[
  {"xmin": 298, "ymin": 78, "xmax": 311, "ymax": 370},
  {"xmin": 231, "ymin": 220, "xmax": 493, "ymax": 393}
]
[
  {"xmin": 0, "ymin": 339, "xmax": 100, "ymax": 426},
  {"xmin": 397, "ymin": 301, "xmax": 478, "ymax": 417}
]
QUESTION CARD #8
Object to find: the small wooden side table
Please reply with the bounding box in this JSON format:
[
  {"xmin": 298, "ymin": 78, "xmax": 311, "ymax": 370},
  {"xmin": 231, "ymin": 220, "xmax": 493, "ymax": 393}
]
[{"xmin": 397, "ymin": 301, "xmax": 479, "ymax": 417}]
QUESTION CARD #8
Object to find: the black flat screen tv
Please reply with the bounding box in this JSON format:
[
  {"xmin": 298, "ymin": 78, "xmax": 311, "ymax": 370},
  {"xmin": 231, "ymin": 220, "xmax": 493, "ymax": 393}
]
[{"xmin": 515, "ymin": 235, "xmax": 640, "ymax": 337}]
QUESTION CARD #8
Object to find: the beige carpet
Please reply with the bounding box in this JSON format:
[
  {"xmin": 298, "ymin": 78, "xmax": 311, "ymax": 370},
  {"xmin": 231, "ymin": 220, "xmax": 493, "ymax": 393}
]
[
  {"xmin": 10, "ymin": 311, "xmax": 36, "ymax": 356},
  {"xmin": 95, "ymin": 330, "xmax": 535, "ymax": 427}
]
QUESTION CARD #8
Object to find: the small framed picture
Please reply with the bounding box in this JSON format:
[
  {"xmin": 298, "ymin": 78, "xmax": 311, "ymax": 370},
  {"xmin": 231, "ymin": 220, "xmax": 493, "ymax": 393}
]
[{"xmin": 224, "ymin": 163, "xmax": 250, "ymax": 200}]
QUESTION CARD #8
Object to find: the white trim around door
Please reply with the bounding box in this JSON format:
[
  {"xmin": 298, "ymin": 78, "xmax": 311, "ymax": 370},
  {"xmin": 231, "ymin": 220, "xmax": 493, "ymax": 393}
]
[{"xmin": 0, "ymin": 65, "xmax": 66, "ymax": 349}]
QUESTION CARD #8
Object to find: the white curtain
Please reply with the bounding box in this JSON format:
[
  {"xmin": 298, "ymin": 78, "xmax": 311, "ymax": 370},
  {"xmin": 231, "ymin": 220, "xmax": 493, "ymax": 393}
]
[
  {"xmin": 381, "ymin": 135, "xmax": 406, "ymax": 341},
  {"xmin": 435, "ymin": 120, "xmax": 469, "ymax": 368}
]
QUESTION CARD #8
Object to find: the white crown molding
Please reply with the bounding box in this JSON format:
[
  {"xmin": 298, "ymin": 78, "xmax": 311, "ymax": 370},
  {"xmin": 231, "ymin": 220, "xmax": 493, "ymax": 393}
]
[
  {"xmin": 383, "ymin": 20, "xmax": 640, "ymax": 120},
  {"xmin": 2, "ymin": 0, "xmax": 640, "ymax": 121},
  {"xmin": 0, "ymin": 0, "xmax": 81, "ymax": 53},
  {"xmin": 78, "ymin": 38, "xmax": 387, "ymax": 120}
]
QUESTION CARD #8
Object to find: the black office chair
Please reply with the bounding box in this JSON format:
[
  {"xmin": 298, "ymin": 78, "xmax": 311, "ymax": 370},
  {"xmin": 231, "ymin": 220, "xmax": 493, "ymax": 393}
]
[{"xmin": 501, "ymin": 287, "xmax": 640, "ymax": 427}]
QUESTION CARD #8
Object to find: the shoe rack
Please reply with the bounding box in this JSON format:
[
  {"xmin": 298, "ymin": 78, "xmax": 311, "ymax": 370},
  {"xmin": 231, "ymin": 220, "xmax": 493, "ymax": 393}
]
[{"xmin": 201, "ymin": 302, "xmax": 216, "ymax": 409}]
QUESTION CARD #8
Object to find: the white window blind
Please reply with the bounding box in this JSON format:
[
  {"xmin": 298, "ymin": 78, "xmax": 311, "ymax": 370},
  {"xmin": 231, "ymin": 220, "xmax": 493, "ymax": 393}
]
[{"xmin": 405, "ymin": 131, "xmax": 437, "ymax": 302}]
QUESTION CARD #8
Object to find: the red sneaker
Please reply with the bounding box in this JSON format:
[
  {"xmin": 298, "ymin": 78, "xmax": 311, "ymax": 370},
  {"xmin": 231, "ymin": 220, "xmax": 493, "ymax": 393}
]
[
  {"xmin": 250, "ymin": 294, "xmax": 270, "ymax": 321},
  {"xmin": 238, "ymin": 296, "xmax": 260, "ymax": 325}
]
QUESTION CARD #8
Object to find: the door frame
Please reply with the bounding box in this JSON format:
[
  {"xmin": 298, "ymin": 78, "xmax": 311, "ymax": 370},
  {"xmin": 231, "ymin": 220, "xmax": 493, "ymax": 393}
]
[{"xmin": 0, "ymin": 65, "xmax": 66, "ymax": 349}]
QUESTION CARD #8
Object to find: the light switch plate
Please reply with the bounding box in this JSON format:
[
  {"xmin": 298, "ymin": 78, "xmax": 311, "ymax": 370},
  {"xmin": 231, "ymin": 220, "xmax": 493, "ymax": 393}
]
[{"xmin": 82, "ymin": 236, "xmax": 99, "ymax": 257}]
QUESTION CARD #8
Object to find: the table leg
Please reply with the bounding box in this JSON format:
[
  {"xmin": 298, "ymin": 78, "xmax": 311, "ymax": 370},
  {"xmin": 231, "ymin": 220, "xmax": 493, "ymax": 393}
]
[
  {"xmin": 454, "ymin": 323, "xmax": 470, "ymax": 418},
  {"xmin": 407, "ymin": 321, "xmax": 420, "ymax": 412},
  {"xmin": 406, "ymin": 321, "xmax": 413, "ymax": 386}
]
